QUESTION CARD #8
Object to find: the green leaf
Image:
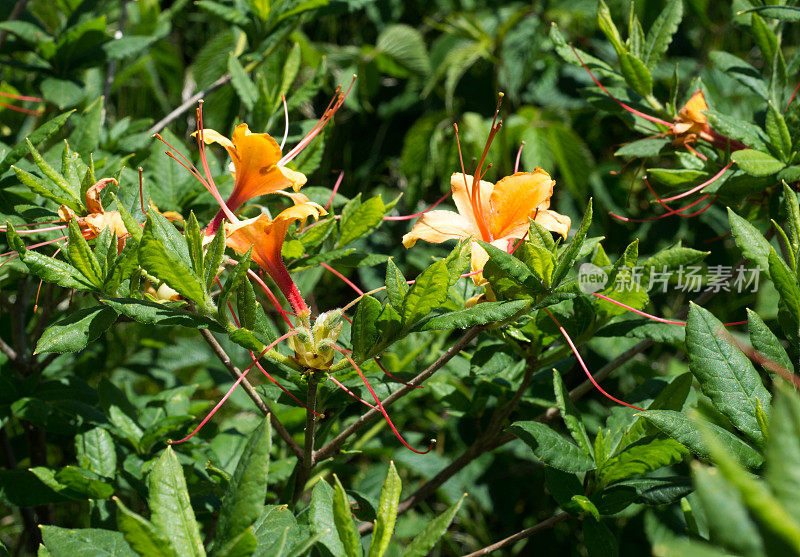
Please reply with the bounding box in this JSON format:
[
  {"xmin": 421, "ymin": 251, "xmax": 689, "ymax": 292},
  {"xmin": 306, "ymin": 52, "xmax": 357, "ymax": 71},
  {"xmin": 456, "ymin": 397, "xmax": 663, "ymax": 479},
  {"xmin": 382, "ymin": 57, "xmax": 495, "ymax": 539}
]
[
  {"xmin": 41, "ymin": 526, "xmax": 136, "ymax": 557},
  {"xmin": 640, "ymin": 410, "xmax": 763, "ymax": 468},
  {"xmin": 583, "ymin": 517, "xmax": 618, "ymax": 557},
  {"xmin": 368, "ymin": 461, "xmax": 402, "ymax": 557},
  {"xmin": 597, "ymin": 0, "xmax": 624, "ymax": 53},
  {"xmin": 740, "ymin": 5, "xmax": 800, "ymax": 22},
  {"xmin": 214, "ymin": 419, "xmax": 271, "ymax": 550},
  {"xmin": 0, "ymin": 111, "xmax": 73, "ymax": 176},
  {"xmin": 338, "ymin": 194, "xmax": 387, "ymax": 247},
  {"xmin": 205, "ymin": 225, "xmax": 226, "ymax": 290},
  {"xmin": 66, "ymin": 219, "xmax": 103, "ymax": 287},
  {"xmin": 306, "ymin": 480, "xmax": 344, "ymax": 557},
  {"xmin": 769, "ymin": 248, "xmax": 800, "ymax": 325},
  {"xmin": 101, "ymin": 298, "xmax": 214, "ymax": 329},
  {"xmin": 375, "ymin": 24, "xmax": 430, "ymax": 76},
  {"xmin": 765, "ymin": 384, "xmax": 800, "ymax": 518},
  {"xmin": 619, "ymin": 52, "xmax": 653, "ymax": 98},
  {"xmin": 732, "ymin": 149, "xmax": 785, "ymax": 177},
  {"xmin": 252, "ymin": 505, "xmax": 301, "ymax": 557},
  {"xmin": 12, "ymin": 165, "xmax": 81, "ymax": 210},
  {"xmin": 418, "ymin": 300, "xmax": 529, "ymax": 331},
  {"xmin": 75, "ymin": 427, "xmax": 116, "ymax": 478},
  {"xmin": 692, "ymin": 463, "xmax": 765, "ymax": 557},
  {"xmin": 728, "ymin": 208, "xmax": 772, "ymax": 277},
  {"xmin": 701, "ymin": 421, "xmax": 800, "ymax": 553},
  {"xmin": 30, "ymin": 466, "xmax": 114, "ymax": 500},
  {"xmin": 139, "ymin": 215, "xmax": 207, "ymax": 306},
  {"xmin": 402, "ymin": 493, "xmax": 466, "ymax": 557},
  {"xmin": 508, "ymin": 421, "xmax": 595, "ymax": 473},
  {"xmin": 26, "ymin": 140, "xmax": 81, "ymax": 203},
  {"xmin": 552, "ymin": 199, "xmax": 592, "ymax": 285},
  {"xmin": 352, "ymin": 295, "xmax": 381, "ymax": 362},
  {"xmin": 642, "ymin": 0, "xmax": 683, "ymax": 68},
  {"xmin": 332, "ymin": 475, "xmax": 362, "ymax": 557},
  {"xmin": 35, "ymin": 306, "xmax": 118, "ymax": 354},
  {"xmin": 402, "ymin": 260, "xmax": 449, "ymax": 326},
  {"xmin": 686, "ymin": 303, "xmax": 771, "ymax": 445},
  {"xmin": 103, "ymin": 35, "xmax": 158, "ymax": 60},
  {"xmin": 228, "ymin": 54, "xmax": 258, "ymax": 111},
  {"xmin": 385, "ymin": 259, "xmax": 408, "ymax": 309},
  {"xmin": 747, "ymin": 309, "xmax": 794, "ymax": 373},
  {"xmin": 516, "ymin": 243, "xmax": 556, "ymax": 286},
  {"xmin": 115, "ymin": 497, "xmax": 176, "ymax": 557},
  {"xmin": 707, "ymin": 111, "xmax": 769, "ymax": 152},
  {"xmin": 597, "ymin": 438, "xmax": 687, "ymax": 486},
  {"xmin": 196, "ymin": 0, "xmax": 249, "ymax": 25},
  {"xmin": 784, "ymin": 184, "xmax": 800, "ymax": 256},
  {"xmin": 148, "ymin": 447, "xmax": 206, "ymax": 557},
  {"xmin": 214, "ymin": 529, "xmax": 257, "ymax": 557},
  {"xmin": 767, "ymin": 103, "xmax": 793, "ymax": 161},
  {"xmin": 218, "ymin": 248, "xmax": 252, "ymax": 322},
  {"xmin": 553, "ymin": 371, "xmax": 593, "ymax": 457},
  {"xmin": 478, "ymin": 240, "xmax": 539, "ymax": 293}
]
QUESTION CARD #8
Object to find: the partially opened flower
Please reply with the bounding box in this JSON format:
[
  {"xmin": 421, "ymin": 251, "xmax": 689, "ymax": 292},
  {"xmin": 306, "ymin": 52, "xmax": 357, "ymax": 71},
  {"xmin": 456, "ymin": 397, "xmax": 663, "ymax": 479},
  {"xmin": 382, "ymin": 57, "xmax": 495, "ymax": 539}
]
[
  {"xmin": 58, "ymin": 178, "xmax": 130, "ymax": 250},
  {"xmin": 195, "ymin": 124, "xmax": 309, "ymax": 234},
  {"xmin": 225, "ymin": 202, "xmax": 325, "ymax": 315},
  {"xmin": 670, "ymin": 90, "xmax": 744, "ymax": 150},
  {"xmin": 403, "ymin": 170, "xmax": 570, "ymax": 282}
]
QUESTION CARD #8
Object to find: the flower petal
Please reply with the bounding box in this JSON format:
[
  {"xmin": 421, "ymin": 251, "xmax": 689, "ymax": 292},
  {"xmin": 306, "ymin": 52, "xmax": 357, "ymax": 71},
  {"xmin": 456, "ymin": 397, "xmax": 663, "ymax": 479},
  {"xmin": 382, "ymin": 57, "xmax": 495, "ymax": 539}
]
[
  {"xmin": 678, "ymin": 90, "xmax": 709, "ymax": 126},
  {"xmin": 402, "ymin": 210, "xmax": 477, "ymax": 248},
  {"xmin": 533, "ymin": 209, "xmax": 571, "ymax": 238},
  {"xmin": 451, "ymin": 172, "xmax": 493, "ymax": 231},
  {"xmin": 488, "ymin": 170, "xmax": 554, "ymax": 239}
]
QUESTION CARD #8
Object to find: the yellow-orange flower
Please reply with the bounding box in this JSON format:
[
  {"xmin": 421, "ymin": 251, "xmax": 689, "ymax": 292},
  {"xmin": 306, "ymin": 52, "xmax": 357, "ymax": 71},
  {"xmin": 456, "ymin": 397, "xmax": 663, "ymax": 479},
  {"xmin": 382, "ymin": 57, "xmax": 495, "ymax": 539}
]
[
  {"xmin": 403, "ymin": 170, "xmax": 570, "ymax": 282},
  {"xmin": 58, "ymin": 178, "xmax": 130, "ymax": 249},
  {"xmin": 196, "ymin": 124, "xmax": 308, "ymax": 233},
  {"xmin": 670, "ymin": 90, "xmax": 745, "ymax": 151},
  {"xmin": 225, "ymin": 202, "xmax": 325, "ymax": 313}
]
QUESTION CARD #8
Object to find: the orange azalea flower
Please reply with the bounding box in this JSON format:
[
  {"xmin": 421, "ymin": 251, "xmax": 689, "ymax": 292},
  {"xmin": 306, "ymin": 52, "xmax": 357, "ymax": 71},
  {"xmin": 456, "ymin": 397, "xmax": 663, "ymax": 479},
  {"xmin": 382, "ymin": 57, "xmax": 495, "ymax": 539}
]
[
  {"xmin": 402, "ymin": 170, "xmax": 570, "ymax": 282},
  {"xmin": 195, "ymin": 124, "xmax": 309, "ymax": 234},
  {"xmin": 58, "ymin": 178, "xmax": 130, "ymax": 250},
  {"xmin": 225, "ymin": 202, "xmax": 325, "ymax": 314},
  {"xmin": 669, "ymin": 90, "xmax": 745, "ymax": 150}
]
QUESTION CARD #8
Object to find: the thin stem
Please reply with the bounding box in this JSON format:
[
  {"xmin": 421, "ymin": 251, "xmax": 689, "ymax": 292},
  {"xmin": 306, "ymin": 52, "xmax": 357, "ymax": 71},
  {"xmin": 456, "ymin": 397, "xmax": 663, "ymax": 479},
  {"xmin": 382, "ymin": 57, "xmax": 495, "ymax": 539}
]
[
  {"xmin": 314, "ymin": 326, "xmax": 483, "ymax": 461},
  {"xmin": 461, "ymin": 512, "xmax": 569, "ymax": 557},
  {"xmin": 293, "ymin": 375, "xmax": 318, "ymax": 503},
  {"xmin": 0, "ymin": 335, "xmax": 17, "ymax": 361},
  {"xmin": 199, "ymin": 329, "xmax": 303, "ymax": 459}
]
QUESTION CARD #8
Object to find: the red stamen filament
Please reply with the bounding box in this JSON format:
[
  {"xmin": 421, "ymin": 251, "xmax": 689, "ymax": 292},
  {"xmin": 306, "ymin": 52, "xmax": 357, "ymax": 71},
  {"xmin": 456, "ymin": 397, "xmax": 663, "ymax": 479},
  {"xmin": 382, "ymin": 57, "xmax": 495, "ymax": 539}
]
[
  {"xmin": 374, "ymin": 357, "xmax": 422, "ymax": 389},
  {"xmin": 592, "ymin": 293, "xmax": 747, "ymax": 327},
  {"xmin": 659, "ymin": 162, "xmax": 733, "ymax": 203},
  {"xmin": 328, "ymin": 375, "xmax": 377, "ymax": 409},
  {"xmin": 170, "ymin": 331, "xmax": 299, "ymax": 444},
  {"xmin": 514, "ymin": 141, "xmax": 525, "ymax": 173},
  {"xmin": 0, "ymin": 91, "xmax": 42, "ymax": 102},
  {"xmin": 320, "ymin": 263, "xmax": 363, "ymax": 295},
  {"xmin": 334, "ymin": 346, "xmax": 434, "ymax": 454},
  {"xmin": 544, "ymin": 309, "xmax": 644, "ymax": 411},
  {"xmin": 0, "ymin": 101, "xmax": 42, "ymax": 115},
  {"xmin": 246, "ymin": 268, "xmax": 294, "ymax": 327},
  {"xmin": 324, "ymin": 171, "xmax": 344, "ymax": 211},
  {"xmin": 384, "ymin": 191, "xmax": 452, "ymax": 221},
  {"xmin": 569, "ymin": 45, "xmax": 671, "ymax": 128}
]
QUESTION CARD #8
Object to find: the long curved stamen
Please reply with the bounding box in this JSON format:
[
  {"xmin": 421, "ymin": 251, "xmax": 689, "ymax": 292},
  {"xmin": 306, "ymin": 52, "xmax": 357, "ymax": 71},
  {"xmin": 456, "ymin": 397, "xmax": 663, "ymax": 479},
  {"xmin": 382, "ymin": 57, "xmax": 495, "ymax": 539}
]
[
  {"xmin": 0, "ymin": 91, "xmax": 42, "ymax": 102},
  {"xmin": 0, "ymin": 102, "xmax": 41, "ymax": 115},
  {"xmin": 786, "ymin": 81, "xmax": 800, "ymax": 112},
  {"xmin": 278, "ymin": 75, "xmax": 357, "ymax": 167},
  {"xmin": 2, "ymin": 225, "xmax": 68, "ymax": 235},
  {"xmin": 253, "ymin": 358, "xmax": 324, "ymax": 416},
  {"xmin": 514, "ymin": 141, "xmax": 525, "ymax": 173},
  {"xmin": 569, "ymin": 45, "xmax": 671, "ymax": 128},
  {"xmin": 328, "ymin": 375, "xmax": 378, "ymax": 409},
  {"xmin": 684, "ymin": 144, "xmax": 708, "ymax": 161},
  {"xmin": 324, "ymin": 171, "xmax": 344, "ymax": 212},
  {"xmin": 591, "ymin": 293, "xmax": 747, "ymax": 327},
  {"xmin": 383, "ymin": 191, "xmax": 451, "ymax": 221},
  {"xmin": 170, "ymin": 331, "xmax": 298, "ymax": 444},
  {"xmin": 544, "ymin": 309, "xmax": 645, "ymax": 411},
  {"xmin": 659, "ymin": 162, "xmax": 733, "ymax": 203},
  {"xmin": 469, "ymin": 95, "xmax": 504, "ymax": 242},
  {"xmin": 611, "ymin": 178, "xmax": 716, "ymax": 222},
  {"xmin": 320, "ymin": 262, "xmax": 363, "ymax": 295},
  {"xmin": 1, "ymin": 235, "xmax": 68, "ymax": 269},
  {"xmin": 196, "ymin": 102, "xmax": 239, "ymax": 223},
  {"xmin": 374, "ymin": 357, "xmax": 422, "ymax": 389},
  {"xmin": 334, "ymin": 346, "xmax": 435, "ymax": 454},
  {"xmin": 280, "ymin": 94, "xmax": 289, "ymax": 150}
]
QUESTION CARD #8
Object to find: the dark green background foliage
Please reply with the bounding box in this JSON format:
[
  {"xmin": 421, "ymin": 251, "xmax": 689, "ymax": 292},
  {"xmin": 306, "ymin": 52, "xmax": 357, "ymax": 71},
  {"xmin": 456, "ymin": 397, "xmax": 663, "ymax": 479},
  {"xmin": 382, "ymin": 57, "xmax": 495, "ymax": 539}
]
[{"xmin": 2, "ymin": 0, "xmax": 800, "ymax": 555}]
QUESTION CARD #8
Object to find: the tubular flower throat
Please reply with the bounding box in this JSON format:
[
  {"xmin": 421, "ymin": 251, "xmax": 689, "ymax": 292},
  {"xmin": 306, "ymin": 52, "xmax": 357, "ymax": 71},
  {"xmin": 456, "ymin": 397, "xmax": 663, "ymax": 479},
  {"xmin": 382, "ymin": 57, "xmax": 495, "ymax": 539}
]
[
  {"xmin": 195, "ymin": 123, "xmax": 309, "ymax": 234},
  {"xmin": 671, "ymin": 90, "xmax": 745, "ymax": 151},
  {"xmin": 224, "ymin": 202, "xmax": 325, "ymax": 315},
  {"xmin": 402, "ymin": 170, "xmax": 571, "ymax": 283}
]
